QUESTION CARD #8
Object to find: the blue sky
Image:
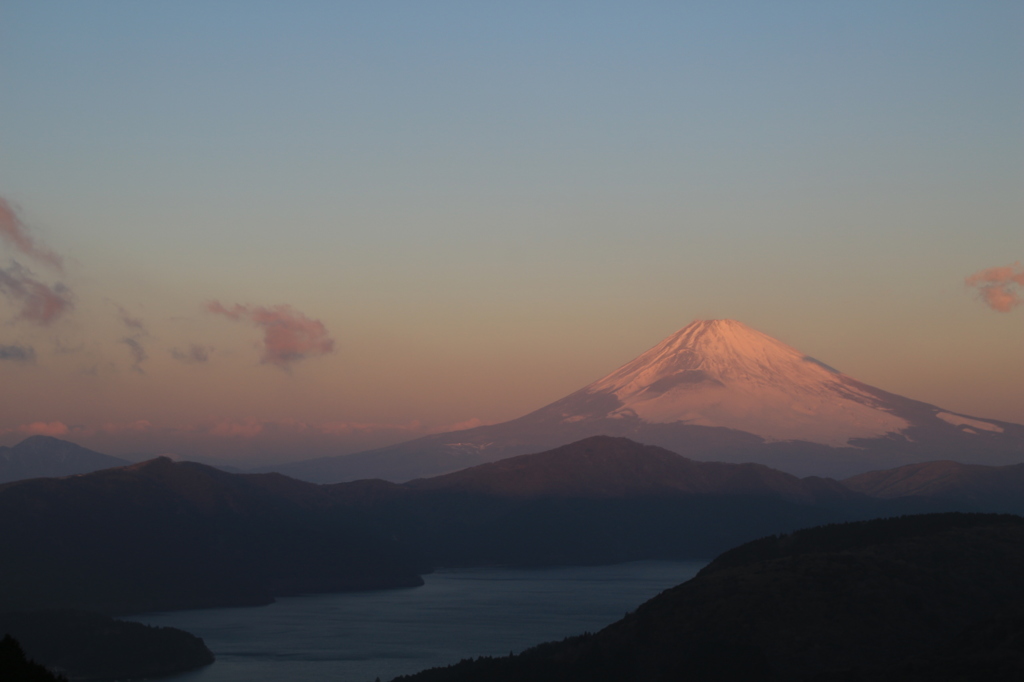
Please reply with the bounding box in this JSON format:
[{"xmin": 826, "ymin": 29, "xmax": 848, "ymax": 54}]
[{"xmin": 0, "ymin": 1, "xmax": 1021, "ymax": 462}]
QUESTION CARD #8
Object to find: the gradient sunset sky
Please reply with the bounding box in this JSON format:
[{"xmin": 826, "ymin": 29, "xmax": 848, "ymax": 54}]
[{"xmin": 1, "ymin": 1, "xmax": 1021, "ymax": 466}]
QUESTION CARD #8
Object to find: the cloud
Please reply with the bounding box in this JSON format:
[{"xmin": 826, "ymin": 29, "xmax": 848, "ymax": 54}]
[
  {"xmin": 18, "ymin": 421, "xmax": 69, "ymax": 437},
  {"xmin": 0, "ymin": 263, "xmax": 73, "ymax": 324},
  {"xmin": 121, "ymin": 336, "xmax": 147, "ymax": 373},
  {"xmin": 115, "ymin": 305, "xmax": 146, "ymax": 331},
  {"xmin": 0, "ymin": 344, "xmax": 35, "ymax": 363},
  {"xmin": 965, "ymin": 262, "xmax": 1024, "ymax": 313},
  {"xmin": 0, "ymin": 197, "xmax": 62, "ymax": 270},
  {"xmin": 207, "ymin": 301, "xmax": 334, "ymax": 366},
  {"xmin": 110, "ymin": 304, "xmax": 148, "ymax": 372},
  {"xmin": 171, "ymin": 344, "xmax": 211, "ymax": 363}
]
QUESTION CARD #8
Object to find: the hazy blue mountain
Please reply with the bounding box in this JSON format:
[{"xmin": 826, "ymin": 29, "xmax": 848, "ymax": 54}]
[
  {"xmin": 0, "ymin": 435, "xmax": 130, "ymax": 484},
  {"xmin": 844, "ymin": 460, "xmax": 1024, "ymax": 514}
]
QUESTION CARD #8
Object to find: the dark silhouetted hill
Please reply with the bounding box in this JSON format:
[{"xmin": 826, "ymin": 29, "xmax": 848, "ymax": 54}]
[
  {"xmin": 406, "ymin": 437, "xmax": 854, "ymax": 503},
  {"xmin": 0, "ymin": 634, "xmax": 66, "ymax": 682},
  {"xmin": 327, "ymin": 437, "xmax": 950, "ymax": 569},
  {"xmin": 0, "ymin": 437, "xmax": 129, "ymax": 484},
  {"xmin": 0, "ymin": 610, "xmax": 212, "ymax": 681},
  {"xmin": 0, "ymin": 457, "xmax": 424, "ymax": 614},
  {"xmin": 394, "ymin": 513, "xmax": 1024, "ymax": 682}
]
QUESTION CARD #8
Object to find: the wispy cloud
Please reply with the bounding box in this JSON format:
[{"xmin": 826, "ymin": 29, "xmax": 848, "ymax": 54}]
[
  {"xmin": 121, "ymin": 336, "xmax": 147, "ymax": 373},
  {"xmin": 0, "ymin": 263, "xmax": 73, "ymax": 325},
  {"xmin": 171, "ymin": 344, "xmax": 211, "ymax": 363},
  {"xmin": 0, "ymin": 197, "xmax": 63, "ymax": 270},
  {"xmin": 111, "ymin": 304, "xmax": 148, "ymax": 372},
  {"xmin": 115, "ymin": 304, "xmax": 146, "ymax": 331},
  {"xmin": 207, "ymin": 301, "xmax": 334, "ymax": 366},
  {"xmin": 0, "ymin": 344, "xmax": 35, "ymax": 363},
  {"xmin": 966, "ymin": 262, "xmax": 1024, "ymax": 312}
]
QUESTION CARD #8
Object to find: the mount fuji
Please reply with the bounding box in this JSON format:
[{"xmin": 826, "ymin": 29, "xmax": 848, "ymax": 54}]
[{"xmin": 275, "ymin": 319, "xmax": 1024, "ymax": 482}]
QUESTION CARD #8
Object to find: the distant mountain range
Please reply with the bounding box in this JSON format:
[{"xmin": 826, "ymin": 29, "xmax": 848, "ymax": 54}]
[
  {"xmin": 270, "ymin": 319, "xmax": 1024, "ymax": 483},
  {"xmin": 395, "ymin": 513, "xmax": 1024, "ymax": 682},
  {"xmin": 0, "ymin": 435, "xmax": 129, "ymax": 483},
  {"xmin": 5, "ymin": 435, "xmax": 1022, "ymax": 616},
  {"xmin": 4, "ymin": 435, "xmax": 1024, "ymax": 680},
  {"xmin": 844, "ymin": 459, "xmax": 1024, "ymax": 514}
]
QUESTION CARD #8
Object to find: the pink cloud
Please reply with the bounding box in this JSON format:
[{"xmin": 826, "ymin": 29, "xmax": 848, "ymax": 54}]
[
  {"xmin": 0, "ymin": 263, "xmax": 73, "ymax": 325},
  {"xmin": 18, "ymin": 421, "xmax": 70, "ymax": 437},
  {"xmin": 207, "ymin": 301, "xmax": 334, "ymax": 366},
  {"xmin": 0, "ymin": 197, "xmax": 62, "ymax": 270},
  {"xmin": 965, "ymin": 262, "xmax": 1024, "ymax": 313}
]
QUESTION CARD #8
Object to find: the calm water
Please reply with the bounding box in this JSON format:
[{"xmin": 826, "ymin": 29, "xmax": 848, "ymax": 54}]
[{"xmin": 131, "ymin": 561, "xmax": 704, "ymax": 682}]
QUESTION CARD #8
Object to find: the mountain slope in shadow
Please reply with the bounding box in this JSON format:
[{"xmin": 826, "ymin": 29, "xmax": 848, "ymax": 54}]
[
  {"xmin": 395, "ymin": 513, "xmax": 1024, "ymax": 682},
  {"xmin": 0, "ymin": 457, "xmax": 424, "ymax": 615},
  {"xmin": 328, "ymin": 436, "xmax": 950, "ymax": 569}
]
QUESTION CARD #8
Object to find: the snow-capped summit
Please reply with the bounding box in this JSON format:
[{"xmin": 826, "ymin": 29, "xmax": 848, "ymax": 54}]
[
  {"xmin": 273, "ymin": 319, "xmax": 1024, "ymax": 483},
  {"xmin": 553, "ymin": 319, "xmax": 908, "ymax": 446}
]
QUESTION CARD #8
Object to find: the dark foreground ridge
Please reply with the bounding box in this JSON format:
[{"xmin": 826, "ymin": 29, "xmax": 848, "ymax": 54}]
[
  {"xmin": 0, "ymin": 455, "xmax": 425, "ymax": 615},
  {"xmin": 0, "ymin": 610, "xmax": 213, "ymax": 681},
  {"xmin": 394, "ymin": 513, "xmax": 1024, "ymax": 682},
  {"xmin": 0, "ymin": 634, "xmax": 66, "ymax": 682}
]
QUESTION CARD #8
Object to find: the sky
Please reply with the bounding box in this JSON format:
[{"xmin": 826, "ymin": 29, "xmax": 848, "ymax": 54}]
[{"xmin": 1, "ymin": 1, "xmax": 1021, "ymax": 466}]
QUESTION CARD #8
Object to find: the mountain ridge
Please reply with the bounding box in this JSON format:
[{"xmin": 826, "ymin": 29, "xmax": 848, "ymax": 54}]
[{"xmin": 405, "ymin": 436, "xmax": 853, "ymax": 505}]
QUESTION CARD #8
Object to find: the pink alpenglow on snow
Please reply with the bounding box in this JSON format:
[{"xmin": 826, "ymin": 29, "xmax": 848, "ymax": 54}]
[
  {"xmin": 207, "ymin": 301, "xmax": 334, "ymax": 366},
  {"xmin": 0, "ymin": 197, "xmax": 63, "ymax": 271},
  {"xmin": 966, "ymin": 263, "xmax": 1024, "ymax": 312},
  {"xmin": 0, "ymin": 263, "xmax": 73, "ymax": 325},
  {"xmin": 575, "ymin": 319, "xmax": 911, "ymax": 446}
]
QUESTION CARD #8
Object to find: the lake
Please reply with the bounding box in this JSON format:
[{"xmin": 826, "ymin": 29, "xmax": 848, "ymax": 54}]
[{"xmin": 131, "ymin": 560, "xmax": 705, "ymax": 682}]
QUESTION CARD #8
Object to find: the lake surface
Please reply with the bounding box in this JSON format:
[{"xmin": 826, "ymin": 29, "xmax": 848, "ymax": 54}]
[{"xmin": 132, "ymin": 561, "xmax": 705, "ymax": 682}]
